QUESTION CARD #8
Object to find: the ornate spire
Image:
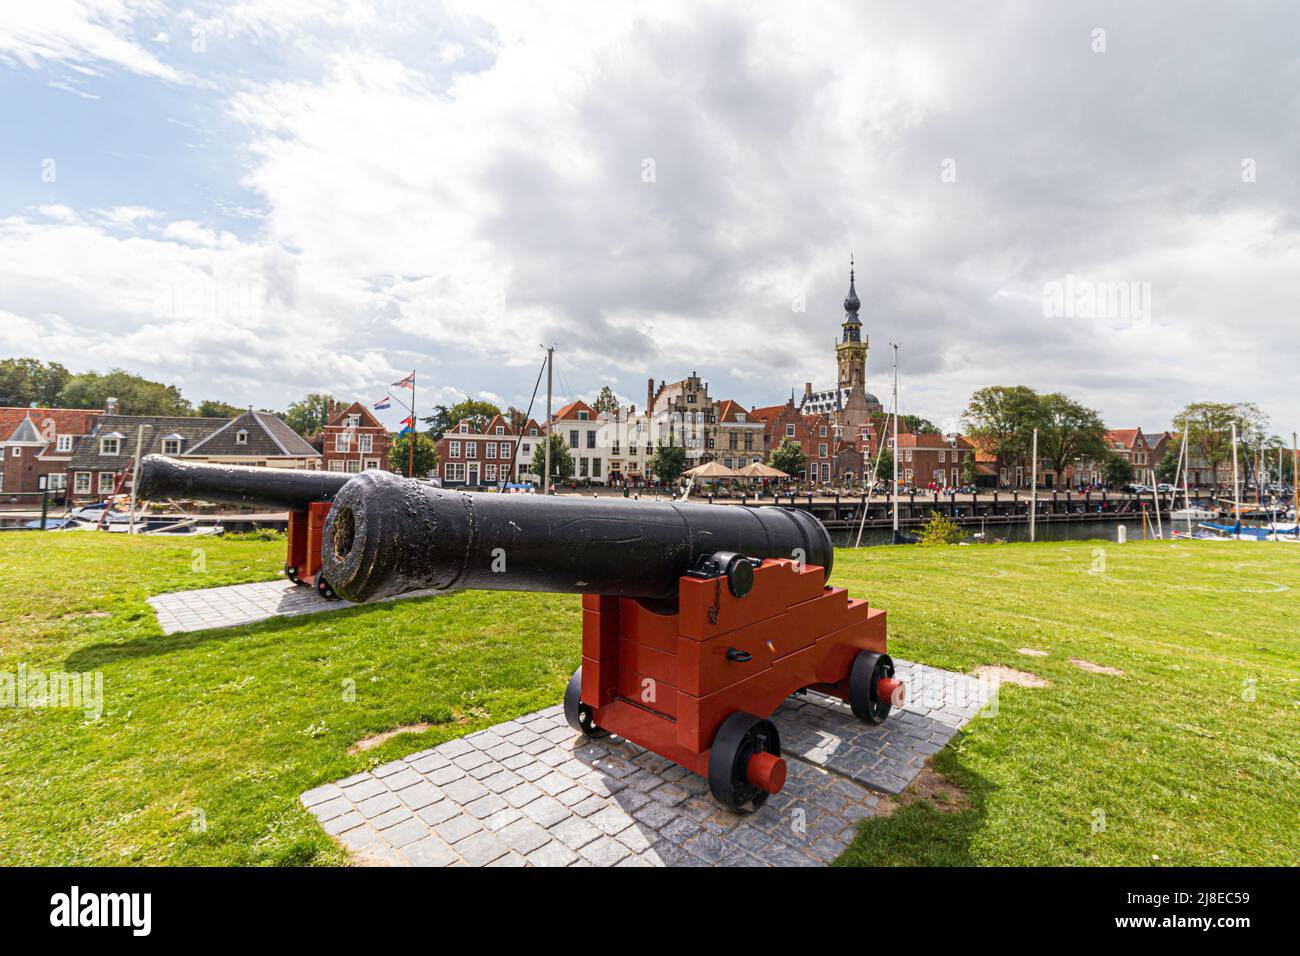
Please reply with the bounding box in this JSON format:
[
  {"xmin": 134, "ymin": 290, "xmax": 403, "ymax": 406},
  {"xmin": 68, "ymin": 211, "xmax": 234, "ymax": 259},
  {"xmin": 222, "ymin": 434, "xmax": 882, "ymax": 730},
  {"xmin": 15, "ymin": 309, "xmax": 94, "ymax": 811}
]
[{"xmin": 843, "ymin": 255, "xmax": 861, "ymax": 318}]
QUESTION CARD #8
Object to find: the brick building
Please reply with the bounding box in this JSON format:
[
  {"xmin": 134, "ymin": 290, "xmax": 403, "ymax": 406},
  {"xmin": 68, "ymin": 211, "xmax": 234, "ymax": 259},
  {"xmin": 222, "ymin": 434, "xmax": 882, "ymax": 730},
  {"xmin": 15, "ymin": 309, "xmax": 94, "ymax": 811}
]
[
  {"xmin": 748, "ymin": 399, "xmax": 837, "ymax": 484},
  {"xmin": 321, "ymin": 401, "xmax": 392, "ymax": 474},
  {"xmin": 0, "ymin": 406, "xmax": 102, "ymax": 502},
  {"xmin": 893, "ymin": 432, "xmax": 973, "ymax": 489},
  {"xmin": 436, "ymin": 413, "xmax": 520, "ymax": 487}
]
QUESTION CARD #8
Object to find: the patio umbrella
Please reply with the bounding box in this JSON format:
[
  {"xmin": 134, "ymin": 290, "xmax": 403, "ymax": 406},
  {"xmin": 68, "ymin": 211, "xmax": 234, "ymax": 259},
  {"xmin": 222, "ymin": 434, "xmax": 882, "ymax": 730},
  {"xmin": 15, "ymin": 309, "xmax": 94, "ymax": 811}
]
[
  {"xmin": 739, "ymin": 462, "xmax": 788, "ymax": 479},
  {"xmin": 684, "ymin": 461, "xmax": 741, "ymax": 479}
]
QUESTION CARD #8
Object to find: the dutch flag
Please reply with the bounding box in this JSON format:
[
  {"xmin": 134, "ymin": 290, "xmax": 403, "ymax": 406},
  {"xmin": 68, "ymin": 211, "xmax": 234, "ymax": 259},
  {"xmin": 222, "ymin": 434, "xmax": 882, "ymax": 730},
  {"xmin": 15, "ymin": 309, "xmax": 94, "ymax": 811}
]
[{"xmin": 373, "ymin": 395, "xmax": 393, "ymax": 410}]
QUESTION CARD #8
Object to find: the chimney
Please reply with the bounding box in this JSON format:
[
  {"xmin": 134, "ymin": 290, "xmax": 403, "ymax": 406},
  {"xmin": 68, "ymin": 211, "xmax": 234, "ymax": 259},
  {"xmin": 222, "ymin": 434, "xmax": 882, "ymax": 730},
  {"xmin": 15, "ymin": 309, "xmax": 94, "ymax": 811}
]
[
  {"xmin": 804, "ymin": 382, "xmax": 813, "ymax": 397},
  {"xmin": 646, "ymin": 377, "xmax": 654, "ymax": 412},
  {"xmin": 105, "ymin": 397, "xmax": 119, "ymax": 415}
]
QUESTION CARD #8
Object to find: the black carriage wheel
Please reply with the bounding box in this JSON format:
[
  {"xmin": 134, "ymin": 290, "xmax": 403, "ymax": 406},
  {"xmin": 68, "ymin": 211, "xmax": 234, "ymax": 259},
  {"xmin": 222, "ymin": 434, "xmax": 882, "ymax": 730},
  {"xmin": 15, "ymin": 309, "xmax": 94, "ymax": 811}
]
[
  {"xmin": 563, "ymin": 668, "xmax": 609, "ymax": 738},
  {"xmin": 285, "ymin": 564, "xmax": 301, "ymax": 584},
  {"xmin": 850, "ymin": 651, "xmax": 896, "ymax": 725},
  {"xmin": 315, "ymin": 575, "xmax": 337, "ymax": 601},
  {"xmin": 707, "ymin": 711, "xmax": 780, "ymax": 813}
]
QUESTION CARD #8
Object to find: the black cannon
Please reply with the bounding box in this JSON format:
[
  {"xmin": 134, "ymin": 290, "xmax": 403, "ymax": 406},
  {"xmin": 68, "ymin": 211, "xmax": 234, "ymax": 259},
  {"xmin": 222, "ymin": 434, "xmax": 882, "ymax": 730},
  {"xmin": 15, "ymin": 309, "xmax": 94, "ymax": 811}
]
[
  {"xmin": 136, "ymin": 455, "xmax": 353, "ymax": 512},
  {"xmin": 317, "ymin": 469, "xmax": 899, "ymax": 812},
  {"xmin": 137, "ymin": 455, "xmax": 359, "ymax": 597},
  {"xmin": 318, "ymin": 469, "xmax": 833, "ymax": 604}
]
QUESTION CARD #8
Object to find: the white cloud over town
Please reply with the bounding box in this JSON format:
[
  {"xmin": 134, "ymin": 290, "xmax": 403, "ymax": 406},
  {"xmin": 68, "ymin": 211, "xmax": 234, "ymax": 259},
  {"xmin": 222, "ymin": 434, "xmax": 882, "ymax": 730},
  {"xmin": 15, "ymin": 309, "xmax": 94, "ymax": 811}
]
[{"xmin": 1, "ymin": 0, "xmax": 1297, "ymax": 433}]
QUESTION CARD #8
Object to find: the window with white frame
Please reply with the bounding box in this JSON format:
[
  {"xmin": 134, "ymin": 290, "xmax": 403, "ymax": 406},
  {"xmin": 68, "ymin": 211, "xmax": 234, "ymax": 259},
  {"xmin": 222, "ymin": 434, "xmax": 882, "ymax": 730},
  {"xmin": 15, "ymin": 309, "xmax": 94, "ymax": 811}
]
[
  {"xmin": 785, "ymin": 424, "xmax": 795, "ymax": 437},
  {"xmin": 819, "ymin": 426, "xmax": 827, "ymax": 437},
  {"xmin": 818, "ymin": 443, "xmax": 828, "ymax": 458},
  {"xmin": 939, "ymin": 449, "xmax": 946, "ymax": 463},
  {"xmin": 495, "ymin": 426, "xmax": 504, "ymax": 435},
  {"xmin": 10, "ymin": 447, "xmax": 20, "ymax": 457},
  {"xmin": 328, "ymin": 461, "xmax": 344, "ymax": 472},
  {"xmin": 485, "ymin": 442, "xmax": 497, "ymax": 459},
  {"xmin": 47, "ymin": 473, "xmax": 67, "ymax": 491},
  {"xmin": 905, "ymin": 449, "xmax": 913, "ymax": 462},
  {"xmin": 521, "ymin": 442, "xmax": 531, "ymax": 456},
  {"xmin": 359, "ymin": 434, "xmax": 373, "ymax": 453},
  {"xmin": 449, "ymin": 441, "xmax": 461, "ymax": 457},
  {"xmin": 459, "ymin": 423, "xmax": 468, "ymax": 433},
  {"xmin": 335, "ymin": 433, "xmax": 351, "ymax": 452},
  {"xmin": 445, "ymin": 462, "xmax": 466, "ymax": 482},
  {"xmin": 346, "ymin": 460, "xmax": 361, "ymax": 473},
  {"xmin": 235, "ymin": 429, "xmax": 248, "ymax": 445},
  {"xmin": 905, "ymin": 468, "xmax": 914, "ymax": 482},
  {"xmin": 364, "ymin": 459, "xmax": 380, "ymax": 470},
  {"xmin": 465, "ymin": 441, "xmax": 477, "ymax": 457},
  {"xmin": 577, "ymin": 410, "xmax": 589, "ymax": 420},
  {"xmin": 100, "ymin": 437, "xmax": 120, "ymax": 455},
  {"xmin": 56, "ymin": 435, "xmax": 73, "ymax": 453},
  {"xmin": 75, "ymin": 472, "xmax": 91, "ymax": 493},
  {"xmin": 821, "ymin": 463, "xmax": 830, "ymax": 482},
  {"xmin": 485, "ymin": 463, "xmax": 497, "ymax": 481},
  {"xmin": 346, "ymin": 414, "xmax": 360, "ymax": 428},
  {"xmin": 163, "ymin": 439, "xmax": 181, "ymax": 455},
  {"xmin": 98, "ymin": 472, "xmax": 116, "ymax": 494}
]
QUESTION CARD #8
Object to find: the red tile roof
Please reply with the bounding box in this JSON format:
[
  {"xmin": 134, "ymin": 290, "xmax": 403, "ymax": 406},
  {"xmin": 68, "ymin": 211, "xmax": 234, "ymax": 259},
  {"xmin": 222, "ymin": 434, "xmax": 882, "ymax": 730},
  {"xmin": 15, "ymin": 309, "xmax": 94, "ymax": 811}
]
[
  {"xmin": 0, "ymin": 407, "xmax": 102, "ymax": 443},
  {"xmin": 553, "ymin": 400, "xmax": 596, "ymax": 421}
]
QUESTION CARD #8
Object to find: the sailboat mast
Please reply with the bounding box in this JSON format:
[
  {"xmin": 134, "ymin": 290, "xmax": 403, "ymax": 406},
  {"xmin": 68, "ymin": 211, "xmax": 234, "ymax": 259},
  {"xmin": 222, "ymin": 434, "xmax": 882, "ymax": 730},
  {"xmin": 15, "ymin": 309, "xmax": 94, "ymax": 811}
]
[
  {"xmin": 891, "ymin": 343, "xmax": 899, "ymax": 536},
  {"xmin": 1180, "ymin": 418, "xmax": 1192, "ymax": 535},
  {"xmin": 1231, "ymin": 421, "xmax": 1240, "ymax": 523}
]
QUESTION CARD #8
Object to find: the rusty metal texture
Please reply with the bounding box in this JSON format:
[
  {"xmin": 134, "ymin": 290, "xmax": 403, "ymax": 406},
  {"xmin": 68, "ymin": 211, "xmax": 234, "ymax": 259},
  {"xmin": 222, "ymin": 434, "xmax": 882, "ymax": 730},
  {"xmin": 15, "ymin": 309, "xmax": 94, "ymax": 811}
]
[{"xmin": 321, "ymin": 470, "xmax": 833, "ymax": 603}]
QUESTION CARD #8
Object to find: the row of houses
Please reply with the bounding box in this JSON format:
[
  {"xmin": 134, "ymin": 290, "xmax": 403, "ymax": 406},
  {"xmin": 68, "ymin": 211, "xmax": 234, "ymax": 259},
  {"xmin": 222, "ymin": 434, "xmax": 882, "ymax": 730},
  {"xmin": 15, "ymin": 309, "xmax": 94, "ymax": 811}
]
[{"xmin": 0, "ymin": 398, "xmax": 395, "ymax": 505}]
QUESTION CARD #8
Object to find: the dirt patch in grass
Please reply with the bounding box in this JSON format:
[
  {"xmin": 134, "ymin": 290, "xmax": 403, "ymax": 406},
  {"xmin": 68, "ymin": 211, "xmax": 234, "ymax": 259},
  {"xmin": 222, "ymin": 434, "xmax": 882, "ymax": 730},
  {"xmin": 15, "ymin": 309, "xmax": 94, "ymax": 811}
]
[
  {"xmin": 972, "ymin": 664, "xmax": 1050, "ymax": 688},
  {"xmin": 348, "ymin": 722, "xmax": 434, "ymax": 754},
  {"xmin": 877, "ymin": 765, "xmax": 972, "ymax": 819},
  {"xmin": 1070, "ymin": 658, "xmax": 1125, "ymax": 677},
  {"xmin": 1016, "ymin": 647, "xmax": 1048, "ymax": 657}
]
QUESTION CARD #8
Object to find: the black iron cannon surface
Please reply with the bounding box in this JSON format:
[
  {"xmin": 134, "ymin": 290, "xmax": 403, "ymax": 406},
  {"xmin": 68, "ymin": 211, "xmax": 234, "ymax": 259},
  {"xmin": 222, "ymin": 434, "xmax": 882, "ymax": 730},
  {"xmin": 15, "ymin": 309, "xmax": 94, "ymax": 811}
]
[
  {"xmin": 136, "ymin": 455, "xmax": 352, "ymax": 511},
  {"xmin": 321, "ymin": 470, "xmax": 833, "ymax": 604}
]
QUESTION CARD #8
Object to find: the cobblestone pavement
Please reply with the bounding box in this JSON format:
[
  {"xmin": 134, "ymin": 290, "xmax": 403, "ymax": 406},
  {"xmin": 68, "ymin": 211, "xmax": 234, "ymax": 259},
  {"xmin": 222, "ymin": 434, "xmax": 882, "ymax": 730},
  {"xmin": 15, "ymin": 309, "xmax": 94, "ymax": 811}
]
[
  {"xmin": 302, "ymin": 660, "xmax": 987, "ymax": 867},
  {"xmin": 148, "ymin": 579, "xmax": 440, "ymax": 634}
]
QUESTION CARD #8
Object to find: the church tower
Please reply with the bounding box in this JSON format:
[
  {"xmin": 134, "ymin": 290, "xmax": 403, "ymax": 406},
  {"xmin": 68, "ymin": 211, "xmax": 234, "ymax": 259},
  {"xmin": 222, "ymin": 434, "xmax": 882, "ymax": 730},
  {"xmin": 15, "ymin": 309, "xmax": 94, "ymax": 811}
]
[{"xmin": 836, "ymin": 259, "xmax": 868, "ymax": 391}]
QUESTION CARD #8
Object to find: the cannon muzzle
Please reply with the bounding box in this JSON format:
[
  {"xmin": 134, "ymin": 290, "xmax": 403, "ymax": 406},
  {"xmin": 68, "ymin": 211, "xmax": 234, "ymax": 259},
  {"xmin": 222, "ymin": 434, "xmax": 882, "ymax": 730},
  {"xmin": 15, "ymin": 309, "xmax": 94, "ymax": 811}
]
[
  {"xmin": 136, "ymin": 455, "xmax": 353, "ymax": 511},
  {"xmin": 321, "ymin": 469, "xmax": 833, "ymax": 603}
]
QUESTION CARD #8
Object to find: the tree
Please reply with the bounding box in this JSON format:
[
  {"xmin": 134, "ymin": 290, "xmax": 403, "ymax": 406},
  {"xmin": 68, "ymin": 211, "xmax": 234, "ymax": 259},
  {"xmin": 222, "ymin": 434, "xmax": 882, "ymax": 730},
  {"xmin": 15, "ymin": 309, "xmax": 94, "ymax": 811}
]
[
  {"xmin": 867, "ymin": 447, "xmax": 894, "ymax": 485},
  {"xmin": 1103, "ymin": 453, "xmax": 1134, "ymax": 487},
  {"xmin": 646, "ymin": 441, "xmax": 687, "ymax": 485},
  {"xmin": 57, "ymin": 368, "xmax": 191, "ymax": 415},
  {"xmin": 529, "ymin": 432, "xmax": 575, "ymax": 484},
  {"xmin": 593, "ymin": 386, "xmax": 619, "ymax": 414},
  {"xmin": 962, "ymin": 385, "xmax": 1040, "ymax": 481},
  {"xmin": 919, "ymin": 511, "xmax": 963, "ymax": 545},
  {"xmin": 389, "ymin": 432, "xmax": 438, "ymax": 478},
  {"xmin": 1155, "ymin": 450, "xmax": 1180, "ymax": 484},
  {"xmin": 899, "ymin": 415, "xmax": 940, "ymax": 435},
  {"xmin": 196, "ymin": 399, "xmax": 244, "ymax": 418},
  {"xmin": 284, "ymin": 392, "xmax": 338, "ymax": 435},
  {"xmin": 423, "ymin": 398, "xmax": 501, "ymax": 440},
  {"xmin": 505, "ymin": 406, "xmax": 528, "ymax": 431},
  {"xmin": 1036, "ymin": 393, "xmax": 1108, "ymax": 481},
  {"xmin": 0, "ymin": 358, "xmax": 70, "ymax": 406},
  {"xmin": 769, "ymin": 437, "xmax": 806, "ymax": 481},
  {"xmin": 1177, "ymin": 401, "xmax": 1269, "ymax": 491}
]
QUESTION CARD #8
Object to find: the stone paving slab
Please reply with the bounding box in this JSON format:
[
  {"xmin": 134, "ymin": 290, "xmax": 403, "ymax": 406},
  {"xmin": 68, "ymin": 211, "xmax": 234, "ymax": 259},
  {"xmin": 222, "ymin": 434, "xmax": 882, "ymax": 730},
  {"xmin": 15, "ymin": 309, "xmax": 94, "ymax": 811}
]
[
  {"xmin": 148, "ymin": 579, "xmax": 442, "ymax": 634},
  {"xmin": 302, "ymin": 660, "xmax": 990, "ymax": 867}
]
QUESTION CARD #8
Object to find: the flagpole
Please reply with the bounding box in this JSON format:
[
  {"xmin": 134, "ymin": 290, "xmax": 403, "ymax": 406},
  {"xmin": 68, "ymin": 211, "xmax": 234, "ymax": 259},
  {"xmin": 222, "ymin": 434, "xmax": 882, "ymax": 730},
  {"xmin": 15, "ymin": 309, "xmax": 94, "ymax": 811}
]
[{"xmin": 408, "ymin": 372, "xmax": 416, "ymax": 477}]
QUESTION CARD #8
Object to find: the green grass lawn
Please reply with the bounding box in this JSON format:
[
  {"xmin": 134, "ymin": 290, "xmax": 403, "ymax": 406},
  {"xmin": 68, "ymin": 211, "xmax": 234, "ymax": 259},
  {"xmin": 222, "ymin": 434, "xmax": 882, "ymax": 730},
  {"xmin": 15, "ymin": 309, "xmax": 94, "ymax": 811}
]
[{"xmin": 0, "ymin": 532, "xmax": 1296, "ymax": 865}]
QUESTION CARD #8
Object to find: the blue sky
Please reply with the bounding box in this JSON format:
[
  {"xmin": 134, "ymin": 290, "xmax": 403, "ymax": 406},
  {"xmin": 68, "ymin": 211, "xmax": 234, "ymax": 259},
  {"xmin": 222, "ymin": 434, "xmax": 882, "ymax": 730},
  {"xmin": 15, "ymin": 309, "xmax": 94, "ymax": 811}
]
[{"xmin": 2, "ymin": 1, "xmax": 1298, "ymax": 437}]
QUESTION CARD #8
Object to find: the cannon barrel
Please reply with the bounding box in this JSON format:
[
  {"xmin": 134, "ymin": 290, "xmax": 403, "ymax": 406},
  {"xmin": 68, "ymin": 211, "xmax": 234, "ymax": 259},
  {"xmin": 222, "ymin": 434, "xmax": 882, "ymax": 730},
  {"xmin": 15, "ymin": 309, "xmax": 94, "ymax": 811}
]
[
  {"xmin": 136, "ymin": 455, "xmax": 353, "ymax": 511},
  {"xmin": 320, "ymin": 470, "xmax": 834, "ymax": 603}
]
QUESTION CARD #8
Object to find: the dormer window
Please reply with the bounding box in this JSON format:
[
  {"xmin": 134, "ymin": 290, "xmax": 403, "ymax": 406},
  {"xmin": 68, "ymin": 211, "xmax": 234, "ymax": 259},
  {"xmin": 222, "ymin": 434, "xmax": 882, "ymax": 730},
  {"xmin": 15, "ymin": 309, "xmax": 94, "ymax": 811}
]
[
  {"xmin": 235, "ymin": 429, "xmax": 249, "ymax": 445},
  {"xmin": 459, "ymin": 423, "xmax": 469, "ymax": 433},
  {"xmin": 577, "ymin": 411, "xmax": 589, "ymax": 420},
  {"xmin": 495, "ymin": 426, "xmax": 504, "ymax": 435},
  {"xmin": 100, "ymin": 435, "xmax": 122, "ymax": 455},
  {"xmin": 56, "ymin": 435, "xmax": 73, "ymax": 452},
  {"xmin": 163, "ymin": 439, "xmax": 181, "ymax": 455}
]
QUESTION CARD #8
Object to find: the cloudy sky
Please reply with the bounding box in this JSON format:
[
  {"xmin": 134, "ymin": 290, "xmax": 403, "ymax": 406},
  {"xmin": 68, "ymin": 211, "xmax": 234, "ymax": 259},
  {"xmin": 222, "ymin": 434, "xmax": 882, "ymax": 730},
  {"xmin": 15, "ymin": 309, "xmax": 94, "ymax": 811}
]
[{"xmin": 1, "ymin": 1, "xmax": 1297, "ymax": 435}]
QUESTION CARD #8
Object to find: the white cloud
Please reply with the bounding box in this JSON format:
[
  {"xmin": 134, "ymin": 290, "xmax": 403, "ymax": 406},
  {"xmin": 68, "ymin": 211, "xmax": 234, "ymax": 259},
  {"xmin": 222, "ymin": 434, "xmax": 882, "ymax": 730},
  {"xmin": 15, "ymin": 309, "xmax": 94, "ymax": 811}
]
[{"xmin": 0, "ymin": 0, "xmax": 182, "ymax": 82}]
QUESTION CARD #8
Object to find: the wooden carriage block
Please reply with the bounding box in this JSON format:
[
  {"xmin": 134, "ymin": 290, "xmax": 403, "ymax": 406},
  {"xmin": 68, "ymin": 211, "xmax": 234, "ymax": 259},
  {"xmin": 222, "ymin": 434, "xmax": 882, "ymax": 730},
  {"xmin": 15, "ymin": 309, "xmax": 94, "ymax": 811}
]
[
  {"xmin": 581, "ymin": 595, "xmax": 620, "ymax": 661},
  {"xmin": 677, "ymin": 560, "xmax": 827, "ymax": 640},
  {"xmin": 580, "ymin": 655, "xmax": 619, "ymax": 708},
  {"xmin": 617, "ymin": 597, "xmax": 678, "ymax": 653}
]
